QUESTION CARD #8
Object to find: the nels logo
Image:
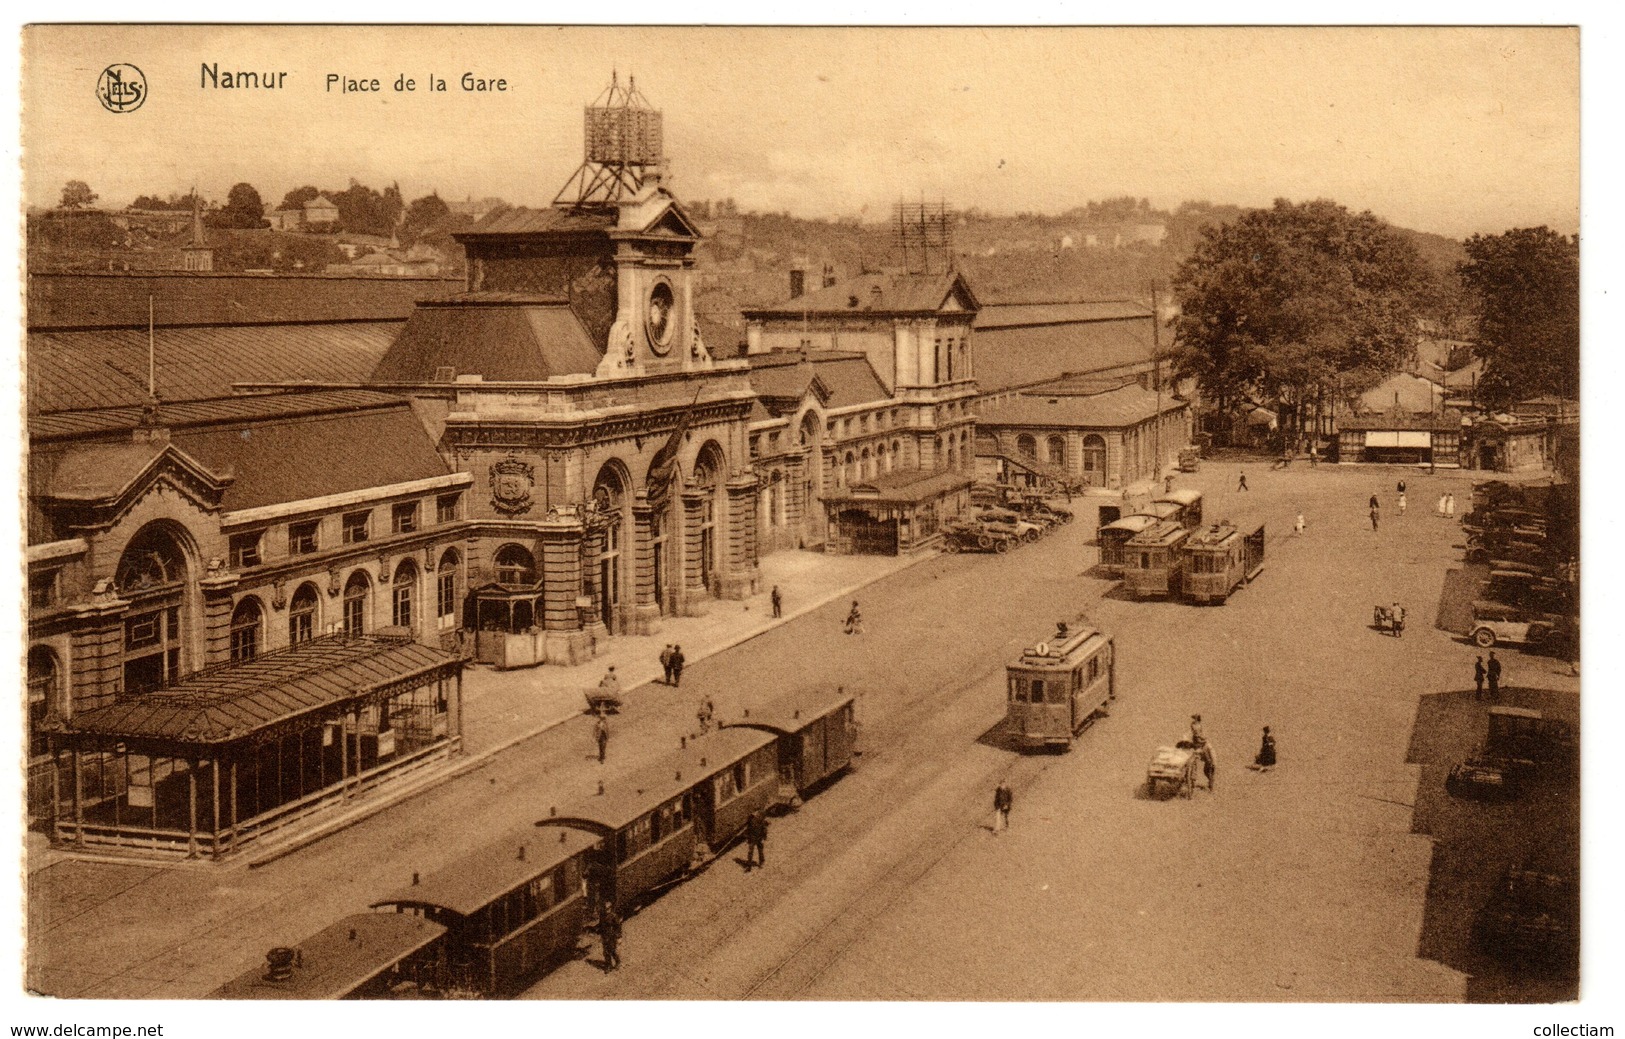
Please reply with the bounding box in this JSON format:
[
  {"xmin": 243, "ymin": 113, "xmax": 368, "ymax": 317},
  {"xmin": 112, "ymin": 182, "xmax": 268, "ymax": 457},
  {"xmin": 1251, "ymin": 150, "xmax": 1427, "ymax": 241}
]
[{"xmin": 97, "ymin": 64, "xmax": 147, "ymax": 113}]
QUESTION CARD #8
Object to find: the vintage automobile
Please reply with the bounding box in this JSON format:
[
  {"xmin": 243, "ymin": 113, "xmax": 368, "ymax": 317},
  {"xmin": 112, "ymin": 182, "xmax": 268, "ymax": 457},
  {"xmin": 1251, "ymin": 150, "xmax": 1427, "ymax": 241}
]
[
  {"xmin": 978, "ymin": 507, "xmax": 1044, "ymax": 543},
  {"xmin": 1482, "ymin": 570, "xmax": 1571, "ymax": 614},
  {"xmin": 1447, "ymin": 705, "xmax": 1576, "ymax": 802},
  {"xmin": 1474, "ymin": 867, "xmax": 1577, "ymax": 967},
  {"xmin": 1177, "ymin": 446, "xmax": 1201, "ymax": 472},
  {"xmin": 1465, "ymin": 600, "xmax": 1566, "ymax": 650}
]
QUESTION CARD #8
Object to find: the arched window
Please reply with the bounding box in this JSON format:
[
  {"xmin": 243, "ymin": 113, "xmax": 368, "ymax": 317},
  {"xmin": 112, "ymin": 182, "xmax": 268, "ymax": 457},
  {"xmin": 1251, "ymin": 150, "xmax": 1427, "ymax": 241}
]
[
  {"xmin": 799, "ymin": 412, "xmax": 819, "ymax": 448},
  {"xmin": 843, "ymin": 451, "xmax": 856, "ymax": 487},
  {"xmin": 230, "ymin": 597, "xmax": 263, "ymax": 663},
  {"xmin": 494, "ymin": 544, "xmax": 536, "ymax": 587},
  {"xmin": 861, "ymin": 447, "xmax": 872, "ymax": 480},
  {"xmin": 343, "ymin": 571, "xmax": 371, "ymax": 636},
  {"xmin": 1017, "ymin": 434, "xmax": 1037, "ymax": 459},
  {"xmin": 115, "ymin": 525, "xmax": 187, "ymax": 595},
  {"xmin": 1082, "ymin": 434, "xmax": 1108, "ymax": 485},
  {"xmin": 1047, "ymin": 435, "xmax": 1067, "ymax": 466},
  {"xmin": 27, "ymin": 646, "xmax": 59, "ymax": 758},
  {"xmin": 437, "ymin": 550, "xmax": 461, "ymax": 629},
  {"xmin": 877, "ymin": 443, "xmax": 889, "ymax": 473},
  {"xmin": 289, "ymin": 583, "xmax": 319, "ymax": 645},
  {"xmin": 392, "ymin": 560, "xmax": 418, "ymax": 630}
]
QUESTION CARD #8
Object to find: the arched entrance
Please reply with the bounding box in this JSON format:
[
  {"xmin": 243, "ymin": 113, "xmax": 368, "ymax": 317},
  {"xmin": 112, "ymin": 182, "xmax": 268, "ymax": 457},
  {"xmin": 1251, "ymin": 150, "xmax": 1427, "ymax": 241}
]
[
  {"xmin": 342, "ymin": 571, "xmax": 372, "ymax": 636},
  {"xmin": 798, "ymin": 411, "xmax": 825, "ymax": 549},
  {"xmin": 592, "ymin": 463, "xmax": 631, "ymax": 632},
  {"xmin": 690, "ymin": 442, "xmax": 726, "ymax": 597},
  {"xmin": 27, "ymin": 646, "xmax": 60, "ymax": 759},
  {"xmin": 646, "ymin": 456, "xmax": 681, "ymax": 617},
  {"xmin": 114, "ymin": 521, "xmax": 199, "ymax": 693},
  {"xmin": 1082, "ymin": 434, "xmax": 1107, "ymax": 487}
]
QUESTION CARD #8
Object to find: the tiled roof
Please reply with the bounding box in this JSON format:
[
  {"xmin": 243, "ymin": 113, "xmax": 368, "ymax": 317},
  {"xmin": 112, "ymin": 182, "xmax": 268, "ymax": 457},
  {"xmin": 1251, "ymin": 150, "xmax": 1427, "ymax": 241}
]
[
  {"xmin": 369, "ymin": 296, "xmax": 601, "ymax": 383},
  {"xmin": 27, "ymin": 272, "xmax": 460, "ymax": 330},
  {"xmin": 372, "ymin": 828, "xmax": 598, "ymax": 918},
  {"xmin": 28, "ymin": 323, "xmax": 402, "ymax": 413},
  {"xmin": 974, "ymin": 300, "xmax": 1151, "ymax": 329},
  {"xmin": 29, "ymin": 389, "xmax": 409, "ymax": 442},
  {"xmin": 979, "ymin": 384, "xmax": 1186, "ymax": 429},
  {"xmin": 41, "ymin": 441, "xmax": 223, "ymax": 503},
  {"xmin": 973, "ymin": 316, "xmax": 1155, "ymax": 394},
  {"xmin": 745, "ymin": 271, "xmax": 978, "ymax": 317},
  {"xmin": 61, "ymin": 635, "xmax": 460, "ymax": 745},
  {"xmin": 458, "ymin": 206, "xmax": 618, "ymax": 237},
  {"xmin": 824, "ymin": 467, "xmax": 974, "ymax": 504},
  {"xmin": 747, "ymin": 352, "xmax": 890, "ymax": 412},
  {"xmin": 171, "ymin": 406, "xmax": 451, "ymax": 511},
  {"xmin": 1338, "ymin": 412, "xmax": 1465, "ymax": 431},
  {"xmin": 1357, "ymin": 372, "xmax": 1444, "ymax": 415}
]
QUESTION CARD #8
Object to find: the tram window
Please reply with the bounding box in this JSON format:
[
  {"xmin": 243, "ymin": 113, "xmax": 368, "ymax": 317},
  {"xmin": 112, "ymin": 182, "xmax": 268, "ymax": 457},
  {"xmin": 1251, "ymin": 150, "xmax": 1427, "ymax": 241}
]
[
  {"xmin": 1028, "ymin": 679, "xmax": 1043, "ymax": 702},
  {"xmin": 734, "ymin": 762, "xmax": 748, "ymax": 793},
  {"xmin": 1139, "ymin": 552, "xmax": 1151, "ymax": 569},
  {"xmin": 1047, "ymin": 682, "xmax": 1067, "ymax": 704},
  {"xmin": 1087, "ymin": 657, "xmax": 1100, "ymax": 683}
]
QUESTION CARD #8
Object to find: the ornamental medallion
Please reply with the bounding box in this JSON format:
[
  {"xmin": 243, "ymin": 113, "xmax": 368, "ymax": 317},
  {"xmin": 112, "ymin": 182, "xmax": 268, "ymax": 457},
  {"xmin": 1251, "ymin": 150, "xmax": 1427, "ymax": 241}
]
[{"xmin": 489, "ymin": 457, "xmax": 536, "ymax": 515}]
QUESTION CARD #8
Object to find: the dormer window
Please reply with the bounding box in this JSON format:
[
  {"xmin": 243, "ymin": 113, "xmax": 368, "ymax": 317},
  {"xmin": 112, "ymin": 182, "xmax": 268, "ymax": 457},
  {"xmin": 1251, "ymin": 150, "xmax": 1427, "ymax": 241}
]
[{"xmin": 228, "ymin": 531, "xmax": 263, "ymax": 569}]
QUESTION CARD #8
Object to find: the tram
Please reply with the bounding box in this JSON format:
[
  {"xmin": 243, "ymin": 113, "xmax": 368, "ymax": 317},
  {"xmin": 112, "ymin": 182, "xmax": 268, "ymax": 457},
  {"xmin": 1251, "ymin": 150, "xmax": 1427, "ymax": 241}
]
[
  {"xmin": 211, "ymin": 913, "xmax": 448, "ymax": 999},
  {"xmin": 1152, "ymin": 488, "xmax": 1204, "ymax": 530},
  {"xmin": 1004, "ymin": 620, "xmax": 1116, "ymax": 750},
  {"xmin": 724, "ymin": 687, "xmax": 858, "ymax": 804},
  {"xmin": 1122, "ymin": 519, "xmax": 1191, "ymax": 598},
  {"xmin": 1097, "ymin": 514, "xmax": 1159, "ymax": 576},
  {"xmin": 1181, "ymin": 521, "xmax": 1266, "ymax": 604}
]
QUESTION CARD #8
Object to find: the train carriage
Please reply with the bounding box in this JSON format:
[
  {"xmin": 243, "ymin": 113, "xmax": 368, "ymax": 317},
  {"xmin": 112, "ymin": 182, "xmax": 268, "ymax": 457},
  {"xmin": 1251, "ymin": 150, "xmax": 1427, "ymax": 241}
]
[
  {"xmin": 1097, "ymin": 514, "xmax": 1159, "ymax": 576},
  {"xmin": 725, "ymin": 687, "xmax": 859, "ymax": 802},
  {"xmin": 536, "ymin": 728, "xmax": 778, "ymax": 916},
  {"xmin": 1005, "ymin": 620, "xmax": 1116, "ymax": 750},
  {"xmin": 371, "ymin": 827, "xmax": 598, "ymax": 996},
  {"xmin": 1181, "ymin": 521, "xmax": 1266, "ymax": 604},
  {"xmin": 210, "ymin": 912, "xmax": 448, "ymax": 1000},
  {"xmin": 1152, "ymin": 488, "xmax": 1204, "ymax": 530},
  {"xmin": 1122, "ymin": 519, "xmax": 1191, "ymax": 598}
]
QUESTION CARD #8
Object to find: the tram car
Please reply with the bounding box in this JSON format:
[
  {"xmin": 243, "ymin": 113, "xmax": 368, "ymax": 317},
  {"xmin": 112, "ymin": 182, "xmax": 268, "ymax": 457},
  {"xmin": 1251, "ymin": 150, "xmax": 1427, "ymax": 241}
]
[
  {"xmin": 536, "ymin": 727, "xmax": 779, "ymax": 916},
  {"xmin": 1004, "ymin": 620, "xmax": 1116, "ymax": 750},
  {"xmin": 1097, "ymin": 513, "xmax": 1159, "ymax": 576},
  {"xmin": 211, "ymin": 912, "xmax": 449, "ymax": 1000},
  {"xmin": 1152, "ymin": 488, "xmax": 1204, "ymax": 530},
  {"xmin": 724, "ymin": 687, "xmax": 858, "ymax": 803},
  {"xmin": 1122, "ymin": 519, "xmax": 1191, "ymax": 598},
  {"xmin": 1180, "ymin": 521, "xmax": 1266, "ymax": 604},
  {"xmin": 370, "ymin": 826, "xmax": 598, "ymax": 996}
]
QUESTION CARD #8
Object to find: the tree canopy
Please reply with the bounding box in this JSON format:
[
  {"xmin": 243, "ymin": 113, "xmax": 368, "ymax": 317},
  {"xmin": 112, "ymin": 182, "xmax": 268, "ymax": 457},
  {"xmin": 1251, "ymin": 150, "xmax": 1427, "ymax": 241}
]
[
  {"xmin": 59, "ymin": 180, "xmax": 98, "ymax": 209},
  {"xmin": 1457, "ymin": 227, "xmax": 1579, "ymax": 409},
  {"xmin": 210, "ymin": 182, "xmax": 269, "ymax": 229},
  {"xmin": 400, "ymin": 192, "xmax": 452, "ymax": 245},
  {"xmin": 1170, "ymin": 198, "xmax": 1429, "ymax": 435},
  {"xmin": 278, "ymin": 185, "xmax": 321, "ymax": 212},
  {"xmin": 331, "ymin": 179, "xmax": 404, "ymax": 236}
]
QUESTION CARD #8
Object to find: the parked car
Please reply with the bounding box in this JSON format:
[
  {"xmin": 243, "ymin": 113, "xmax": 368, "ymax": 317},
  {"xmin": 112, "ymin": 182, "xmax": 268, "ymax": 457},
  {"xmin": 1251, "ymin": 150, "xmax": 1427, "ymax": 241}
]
[
  {"xmin": 1474, "ymin": 867, "xmax": 1577, "ymax": 968},
  {"xmin": 979, "ymin": 507, "xmax": 1043, "ymax": 543},
  {"xmin": 1466, "ymin": 600, "xmax": 1568, "ymax": 650}
]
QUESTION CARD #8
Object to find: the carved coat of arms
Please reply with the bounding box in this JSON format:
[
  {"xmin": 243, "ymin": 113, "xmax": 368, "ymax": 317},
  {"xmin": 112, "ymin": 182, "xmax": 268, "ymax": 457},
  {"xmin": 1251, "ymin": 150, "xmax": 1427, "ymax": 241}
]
[{"xmin": 489, "ymin": 458, "xmax": 535, "ymax": 516}]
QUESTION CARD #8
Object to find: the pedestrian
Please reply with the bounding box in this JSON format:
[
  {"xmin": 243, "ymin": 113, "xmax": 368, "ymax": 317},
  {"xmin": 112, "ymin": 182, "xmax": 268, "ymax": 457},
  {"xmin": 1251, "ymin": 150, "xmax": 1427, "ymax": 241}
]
[
  {"xmin": 1370, "ymin": 506, "xmax": 1380, "ymax": 531},
  {"xmin": 659, "ymin": 644, "xmax": 675, "ymax": 685},
  {"xmin": 1164, "ymin": 474, "xmax": 1175, "ymax": 494},
  {"xmin": 594, "ymin": 666, "xmax": 622, "ymax": 711},
  {"xmin": 1397, "ymin": 479, "xmax": 1407, "ymax": 495},
  {"xmin": 697, "ymin": 694, "xmax": 714, "ymax": 735},
  {"xmin": 1487, "ymin": 651, "xmax": 1502, "ymax": 700},
  {"xmin": 993, "ymin": 782, "xmax": 1013, "ymax": 833},
  {"xmin": 594, "ymin": 711, "xmax": 609, "ymax": 763},
  {"xmin": 1294, "ymin": 512, "xmax": 1306, "ymax": 536},
  {"xmin": 1398, "ymin": 492, "xmax": 1407, "ymax": 515},
  {"xmin": 599, "ymin": 904, "xmax": 622, "ymax": 971},
  {"xmin": 670, "ymin": 645, "xmax": 685, "ymax": 687},
  {"xmin": 1474, "ymin": 656, "xmax": 1487, "ymax": 700},
  {"xmin": 1189, "ymin": 713, "xmax": 1205, "ymax": 746},
  {"xmin": 771, "ymin": 585, "xmax": 782, "ymax": 619},
  {"xmin": 1446, "ymin": 493, "xmax": 1456, "ymax": 518},
  {"xmin": 1253, "ymin": 726, "xmax": 1276, "ymax": 768},
  {"xmin": 1309, "ymin": 445, "xmax": 1318, "ymax": 467},
  {"xmin": 1437, "ymin": 493, "xmax": 1447, "ymax": 517},
  {"xmin": 1391, "ymin": 602, "xmax": 1405, "ymax": 638},
  {"xmin": 1369, "ymin": 494, "xmax": 1380, "ymax": 510},
  {"xmin": 844, "ymin": 600, "xmax": 863, "ymax": 635},
  {"xmin": 1237, "ymin": 471, "xmax": 1249, "ymax": 492},
  {"xmin": 745, "ymin": 809, "xmax": 768, "ymax": 868}
]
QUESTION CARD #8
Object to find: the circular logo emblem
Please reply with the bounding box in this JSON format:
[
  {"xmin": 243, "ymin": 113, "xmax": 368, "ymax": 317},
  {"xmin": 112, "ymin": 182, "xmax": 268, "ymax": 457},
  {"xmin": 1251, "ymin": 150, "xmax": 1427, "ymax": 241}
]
[{"xmin": 97, "ymin": 64, "xmax": 147, "ymax": 113}]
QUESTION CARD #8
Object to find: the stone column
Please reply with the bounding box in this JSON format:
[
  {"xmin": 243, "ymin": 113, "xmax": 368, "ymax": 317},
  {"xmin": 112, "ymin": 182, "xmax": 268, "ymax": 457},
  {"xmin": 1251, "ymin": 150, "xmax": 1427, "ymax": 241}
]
[
  {"xmin": 199, "ymin": 571, "xmax": 240, "ymax": 666},
  {"xmin": 580, "ymin": 521, "xmax": 609, "ymax": 650},
  {"xmin": 70, "ymin": 598, "xmax": 130, "ymax": 712},
  {"xmin": 679, "ymin": 487, "xmax": 708, "ymax": 616},
  {"xmin": 537, "ymin": 515, "xmax": 591, "ymax": 665},
  {"xmin": 721, "ymin": 473, "xmax": 761, "ymax": 599},
  {"xmin": 629, "ymin": 494, "xmax": 662, "ymax": 636}
]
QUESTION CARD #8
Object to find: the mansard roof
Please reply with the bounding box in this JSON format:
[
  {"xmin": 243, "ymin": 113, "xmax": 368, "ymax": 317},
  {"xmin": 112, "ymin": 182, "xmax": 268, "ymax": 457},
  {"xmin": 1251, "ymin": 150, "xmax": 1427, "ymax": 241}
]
[{"xmin": 369, "ymin": 294, "xmax": 602, "ymax": 383}]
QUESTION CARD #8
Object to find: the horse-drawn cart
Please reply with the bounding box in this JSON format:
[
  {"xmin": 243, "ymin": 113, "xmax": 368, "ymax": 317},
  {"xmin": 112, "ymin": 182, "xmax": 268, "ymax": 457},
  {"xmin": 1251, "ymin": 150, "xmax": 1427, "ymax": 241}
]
[{"xmin": 1148, "ymin": 744, "xmax": 1200, "ymax": 798}]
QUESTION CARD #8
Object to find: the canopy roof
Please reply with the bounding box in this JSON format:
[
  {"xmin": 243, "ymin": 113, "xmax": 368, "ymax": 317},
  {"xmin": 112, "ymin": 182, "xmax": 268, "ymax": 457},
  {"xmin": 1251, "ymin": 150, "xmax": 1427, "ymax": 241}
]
[
  {"xmin": 58, "ymin": 634, "xmax": 460, "ymax": 748},
  {"xmin": 211, "ymin": 913, "xmax": 446, "ymax": 1000},
  {"xmin": 724, "ymin": 688, "xmax": 854, "ymax": 737},
  {"xmin": 373, "ymin": 827, "xmax": 598, "ymax": 918}
]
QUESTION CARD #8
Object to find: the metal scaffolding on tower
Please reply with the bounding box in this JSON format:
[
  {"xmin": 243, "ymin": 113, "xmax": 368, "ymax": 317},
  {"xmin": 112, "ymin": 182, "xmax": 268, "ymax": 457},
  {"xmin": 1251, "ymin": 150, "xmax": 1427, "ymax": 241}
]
[{"xmin": 553, "ymin": 72, "xmax": 666, "ymax": 208}]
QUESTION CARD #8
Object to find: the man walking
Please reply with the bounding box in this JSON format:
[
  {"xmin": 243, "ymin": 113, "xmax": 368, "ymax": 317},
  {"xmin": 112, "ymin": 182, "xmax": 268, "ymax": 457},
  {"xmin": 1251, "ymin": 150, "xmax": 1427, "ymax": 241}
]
[
  {"xmin": 993, "ymin": 782, "xmax": 1013, "ymax": 834},
  {"xmin": 1294, "ymin": 512, "xmax": 1306, "ymax": 536},
  {"xmin": 1398, "ymin": 492, "xmax": 1407, "ymax": 515},
  {"xmin": 1446, "ymin": 493, "xmax": 1456, "ymax": 518},
  {"xmin": 771, "ymin": 585, "xmax": 782, "ymax": 619},
  {"xmin": 594, "ymin": 711, "xmax": 609, "ymax": 764},
  {"xmin": 1391, "ymin": 602, "xmax": 1405, "ymax": 638},
  {"xmin": 844, "ymin": 600, "xmax": 863, "ymax": 635},
  {"xmin": 660, "ymin": 644, "xmax": 675, "ymax": 685},
  {"xmin": 745, "ymin": 809, "xmax": 768, "ymax": 869},
  {"xmin": 1487, "ymin": 651, "xmax": 1502, "ymax": 700},
  {"xmin": 1237, "ymin": 471, "xmax": 1249, "ymax": 492},
  {"xmin": 1370, "ymin": 505, "xmax": 1380, "ymax": 531},
  {"xmin": 1474, "ymin": 656, "xmax": 1487, "ymax": 700},
  {"xmin": 599, "ymin": 905, "xmax": 622, "ymax": 972},
  {"xmin": 670, "ymin": 645, "xmax": 686, "ymax": 687}
]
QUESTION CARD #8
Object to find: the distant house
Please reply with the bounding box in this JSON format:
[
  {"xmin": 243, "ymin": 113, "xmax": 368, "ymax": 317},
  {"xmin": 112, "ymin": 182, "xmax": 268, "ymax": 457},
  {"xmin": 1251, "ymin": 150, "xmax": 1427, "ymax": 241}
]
[
  {"xmin": 303, "ymin": 196, "xmax": 339, "ymax": 228},
  {"xmin": 1356, "ymin": 371, "xmax": 1446, "ymax": 416}
]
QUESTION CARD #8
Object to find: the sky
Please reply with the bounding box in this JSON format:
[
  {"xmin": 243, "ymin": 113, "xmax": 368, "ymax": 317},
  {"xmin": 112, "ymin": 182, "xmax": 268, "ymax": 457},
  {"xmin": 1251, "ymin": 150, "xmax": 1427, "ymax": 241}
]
[{"xmin": 20, "ymin": 25, "xmax": 1579, "ymax": 239}]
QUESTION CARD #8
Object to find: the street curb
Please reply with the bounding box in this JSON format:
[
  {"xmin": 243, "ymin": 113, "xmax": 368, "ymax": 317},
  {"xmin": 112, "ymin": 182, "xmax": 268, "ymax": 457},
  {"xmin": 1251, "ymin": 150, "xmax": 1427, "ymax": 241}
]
[{"xmin": 243, "ymin": 549, "xmax": 936, "ymax": 869}]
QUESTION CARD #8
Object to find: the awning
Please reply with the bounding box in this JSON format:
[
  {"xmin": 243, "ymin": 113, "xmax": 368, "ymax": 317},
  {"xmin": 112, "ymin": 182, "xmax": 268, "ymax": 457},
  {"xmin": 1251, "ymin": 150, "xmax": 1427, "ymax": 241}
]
[
  {"xmin": 57, "ymin": 634, "xmax": 461, "ymax": 749},
  {"xmin": 1365, "ymin": 431, "xmax": 1432, "ymax": 448}
]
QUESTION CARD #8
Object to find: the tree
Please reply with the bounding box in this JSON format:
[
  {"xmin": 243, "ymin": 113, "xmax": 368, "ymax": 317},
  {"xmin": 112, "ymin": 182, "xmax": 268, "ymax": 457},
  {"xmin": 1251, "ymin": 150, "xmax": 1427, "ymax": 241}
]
[
  {"xmin": 1457, "ymin": 227, "xmax": 1579, "ymax": 408},
  {"xmin": 279, "ymin": 185, "xmax": 321, "ymax": 212},
  {"xmin": 400, "ymin": 192, "xmax": 452, "ymax": 245},
  {"xmin": 1170, "ymin": 198, "xmax": 1429, "ymax": 443},
  {"xmin": 331, "ymin": 179, "xmax": 402, "ymax": 236},
  {"xmin": 59, "ymin": 180, "xmax": 97, "ymax": 209},
  {"xmin": 211, "ymin": 182, "xmax": 268, "ymax": 229}
]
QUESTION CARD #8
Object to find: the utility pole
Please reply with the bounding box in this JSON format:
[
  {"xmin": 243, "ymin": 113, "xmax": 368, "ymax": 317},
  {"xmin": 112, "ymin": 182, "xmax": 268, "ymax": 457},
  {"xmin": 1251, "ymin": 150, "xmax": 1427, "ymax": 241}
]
[{"xmin": 1150, "ymin": 280, "xmax": 1162, "ymax": 478}]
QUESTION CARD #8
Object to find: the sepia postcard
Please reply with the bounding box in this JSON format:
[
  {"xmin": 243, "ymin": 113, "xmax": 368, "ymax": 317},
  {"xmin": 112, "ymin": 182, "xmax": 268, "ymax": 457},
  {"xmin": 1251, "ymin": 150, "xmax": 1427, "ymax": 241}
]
[{"xmin": 7, "ymin": 20, "xmax": 1606, "ymax": 1037}]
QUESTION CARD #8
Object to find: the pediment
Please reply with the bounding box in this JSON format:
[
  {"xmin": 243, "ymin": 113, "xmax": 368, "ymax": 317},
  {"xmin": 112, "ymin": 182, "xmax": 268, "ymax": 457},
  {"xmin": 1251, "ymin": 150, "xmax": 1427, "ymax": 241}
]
[{"xmin": 43, "ymin": 440, "xmax": 233, "ymax": 519}]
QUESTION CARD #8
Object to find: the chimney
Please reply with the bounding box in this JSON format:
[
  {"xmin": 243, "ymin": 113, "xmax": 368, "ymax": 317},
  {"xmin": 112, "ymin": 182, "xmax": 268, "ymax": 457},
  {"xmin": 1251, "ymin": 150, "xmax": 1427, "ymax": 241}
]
[
  {"xmin": 789, "ymin": 268, "xmax": 806, "ymax": 299},
  {"xmin": 823, "ymin": 264, "xmax": 837, "ymax": 288}
]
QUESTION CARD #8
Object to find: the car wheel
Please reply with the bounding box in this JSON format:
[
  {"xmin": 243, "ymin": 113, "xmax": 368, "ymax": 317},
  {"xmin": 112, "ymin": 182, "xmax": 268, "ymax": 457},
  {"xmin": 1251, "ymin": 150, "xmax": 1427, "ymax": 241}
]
[
  {"xmin": 1473, "ymin": 628, "xmax": 1497, "ymax": 648},
  {"xmin": 977, "ymin": 534, "xmax": 993, "ymax": 550},
  {"xmin": 994, "ymin": 538, "xmax": 1010, "ymax": 554}
]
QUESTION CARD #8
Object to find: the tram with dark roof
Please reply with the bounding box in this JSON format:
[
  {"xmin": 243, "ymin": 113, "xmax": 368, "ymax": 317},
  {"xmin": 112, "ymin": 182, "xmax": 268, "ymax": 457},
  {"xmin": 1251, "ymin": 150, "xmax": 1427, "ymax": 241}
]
[
  {"xmin": 1122, "ymin": 519, "xmax": 1192, "ymax": 598},
  {"xmin": 211, "ymin": 913, "xmax": 448, "ymax": 1000},
  {"xmin": 1005, "ymin": 620, "xmax": 1116, "ymax": 750},
  {"xmin": 724, "ymin": 686, "xmax": 858, "ymax": 803},
  {"xmin": 1180, "ymin": 520, "xmax": 1266, "ymax": 604}
]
